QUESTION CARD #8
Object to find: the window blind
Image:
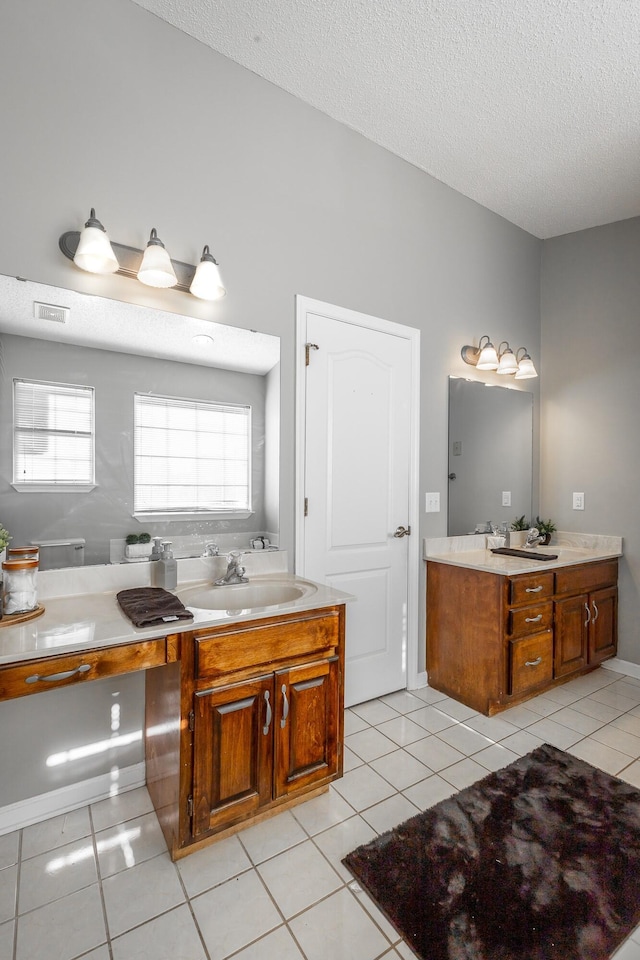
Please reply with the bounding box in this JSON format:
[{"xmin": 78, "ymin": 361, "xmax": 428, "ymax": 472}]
[
  {"xmin": 13, "ymin": 379, "xmax": 95, "ymax": 485},
  {"xmin": 134, "ymin": 393, "xmax": 251, "ymax": 514}
]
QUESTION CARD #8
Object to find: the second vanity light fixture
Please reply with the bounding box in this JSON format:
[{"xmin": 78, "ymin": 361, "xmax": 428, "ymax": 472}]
[
  {"xmin": 461, "ymin": 335, "xmax": 538, "ymax": 379},
  {"xmin": 59, "ymin": 208, "xmax": 226, "ymax": 301}
]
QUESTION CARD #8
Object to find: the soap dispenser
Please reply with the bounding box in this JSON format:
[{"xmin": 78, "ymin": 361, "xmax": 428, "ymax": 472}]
[
  {"xmin": 150, "ymin": 537, "xmax": 164, "ymax": 561},
  {"xmin": 154, "ymin": 541, "xmax": 177, "ymax": 590}
]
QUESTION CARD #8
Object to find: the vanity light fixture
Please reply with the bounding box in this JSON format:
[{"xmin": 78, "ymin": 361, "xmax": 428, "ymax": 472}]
[
  {"xmin": 189, "ymin": 246, "xmax": 226, "ymax": 300},
  {"xmin": 72, "ymin": 209, "xmax": 119, "ymax": 275},
  {"xmin": 460, "ymin": 335, "xmax": 498, "ymax": 370},
  {"xmin": 461, "ymin": 336, "xmax": 538, "ymax": 379},
  {"xmin": 137, "ymin": 228, "xmax": 178, "ymax": 289},
  {"xmin": 59, "ymin": 208, "xmax": 226, "ymax": 301},
  {"xmin": 496, "ymin": 341, "xmax": 518, "ymax": 375},
  {"xmin": 514, "ymin": 347, "xmax": 538, "ymax": 379}
]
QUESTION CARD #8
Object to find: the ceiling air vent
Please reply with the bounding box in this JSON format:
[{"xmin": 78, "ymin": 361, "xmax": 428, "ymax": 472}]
[{"xmin": 34, "ymin": 301, "xmax": 70, "ymax": 324}]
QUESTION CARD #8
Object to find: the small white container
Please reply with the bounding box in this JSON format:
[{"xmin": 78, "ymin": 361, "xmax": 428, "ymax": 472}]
[{"xmin": 2, "ymin": 558, "xmax": 39, "ymax": 614}]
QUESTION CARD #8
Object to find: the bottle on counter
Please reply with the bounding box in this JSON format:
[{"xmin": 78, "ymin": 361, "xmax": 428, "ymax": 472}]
[
  {"xmin": 2, "ymin": 558, "xmax": 39, "ymax": 615},
  {"xmin": 153, "ymin": 541, "xmax": 177, "ymax": 590}
]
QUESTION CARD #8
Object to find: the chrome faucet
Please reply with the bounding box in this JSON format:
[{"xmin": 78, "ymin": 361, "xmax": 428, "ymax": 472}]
[
  {"xmin": 203, "ymin": 541, "xmax": 219, "ymax": 557},
  {"xmin": 524, "ymin": 527, "xmax": 544, "ymax": 548},
  {"xmin": 214, "ymin": 551, "xmax": 249, "ymax": 585}
]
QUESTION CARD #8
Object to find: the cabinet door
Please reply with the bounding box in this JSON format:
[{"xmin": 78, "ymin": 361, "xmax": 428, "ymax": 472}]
[
  {"xmin": 554, "ymin": 594, "xmax": 589, "ymax": 678},
  {"xmin": 192, "ymin": 675, "xmax": 273, "ymax": 837},
  {"xmin": 589, "ymin": 586, "xmax": 617, "ymax": 665},
  {"xmin": 274, "ymin": 657, "xmax": 340, "ymax": 797}
]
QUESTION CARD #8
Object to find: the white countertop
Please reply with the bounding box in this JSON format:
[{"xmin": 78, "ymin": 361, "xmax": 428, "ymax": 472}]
[
  {"xmin": 424, "ymin": 531, "xmax": 623, "ymax": 576},
  {"xmin": 0, "ymin": 556, "xmax": 352, "ymax": 666}
]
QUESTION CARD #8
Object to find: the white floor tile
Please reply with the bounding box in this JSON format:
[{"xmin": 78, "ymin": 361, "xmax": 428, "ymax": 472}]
[
  {"xmin": 289, "ymin": 887, "xmax": 390, "ymax": 960},
  {"xmin": 90, "ymin": 786, "xmax": 154, "ymax": 833},
  {"xmin": 402, "ymin": 774, "xmax": 456, "ymax": 810},
  {"xmin": 408, "ymin": 685, "xmax": 448, "ymax": 704},
  {"xmin": 590, "ymin": 725, "xmax": 640, "ymax": 759},
  {"xmin": 176, "ymin": 834, "xmax": 252, "ymax": 898},
  {"xmin": 588, "ymin": 687, "xmax": 639, "ymax": 712},
  {"xmin": 375, "ymin": 715, "xmax": 432, "ymax": 746},
  {"xmin": 96, "ymin": 811, "xmax": 167, "ymax": 878},
  {"xmin": 380, "ymin": 690, "xmax": 427, "ymax": 714},
  {"xmin": 617, "ymin": 759, "xmax": 640, "ymax": 789},
  {"xmin": 238, "ymin": 810, "xmax": 307, "ymax": 864},
  {"xmin": 343, "ymin": 744, "xmax": 365, "ymax": 771},
  {"xmin": 572, "ymin": 696, "xmax": 625, "ymax": 722},
  {"xmin": 345, "ymin": 726, "xmax": 398, "ymax": 761},
  {"xmin": 192, "ymin": 869, "xmax": 281, "ymax": 960},
  {"xmin": 567, "ymin": 738, "xmax": 632, "ymax": 776},
  {"xmin": 291, "ymin": 787, "xmax": 356, "ymax": 836},
  {"xmin": 111, "ymin": 903, "xmax": 207, "ymax": 960},
  {"xmin": 232, "ymin": 924, "xmax": 305, "ymax": 960},
  {"xmin": 404, "ymin": 705, "xmax": 457, "ymax": 734},
  {"xmin": 18, "ymin": 836, "xmax": 98, "ymax": 914},
  {"xmin": 405, "ymin": 735, "xmax": 465, "ymax": 771},
  {"xmin": 21, "ymin": 808, "xmax": 91, "ymax": 861},
  {"xmin": 546, "ymin": 706, "xmax": 604, "ymax": 736},
  {"xmin": 0, "ymin": 832, "xmax": 19, "ymax": 871},
  {"xmin": 439, "ymin": 757, "xmax": 487, "ymax": 791},
  {"xmin": 499, "ymin": 729, "xmax": 545, "ymax": 757},
  {"xmin": 343, "ymin": 709, "xmax": 369, "ymax": 735},
  {"xmin": 370, "ymin": 748, "xmax": 433, "ymax": 789},
  {"xmin": 437, "ymin": 723, "xmax": 493, "ymax": 756},
  {"xmin": 331, "ymin": 765, "xmax": 396, "ymax": 812},
  {"xmin": 612, "ymin": 714, "xmax": 640, "ymax": 738},
  {"xmin": 525, "ymin": 717, "xmax": 584, "ymax": 750},
  {"xmin": 349, "ymin": 700, "xmax": 399, "ymax": 726},
  {"xmin": 360, "ymin": 793, "xmax": 420, "ymax": 835},
  {"xmin": 428, "ymin": 697, "xmax": 479, "ymax": 722},
  {"xmin": 0, "ymin": 864, "xmax": 17, "ymax": 924},
  {"xmin": 0, "ymin": 920, "xmax": 14, "ymax": 960},
  {"xmin": 15, "ymin": 884, "xmax": 106, "ymax": 960},
  {"xmin": 257, "ymin": 840, "xmax": 341, "ymax": 918},
  {"xmin": 474, "ymin": 743, "xmax": 520, "ymax": 772},
  {"xmin": 102, "ymin": 853, "xmax": 184, "ymax": 938},
  {"xmin": 464, "ymin": 714, "xmax": 520, "ymax": 741}
]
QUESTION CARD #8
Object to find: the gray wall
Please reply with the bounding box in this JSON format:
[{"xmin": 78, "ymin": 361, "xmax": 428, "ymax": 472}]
[
  {"xmin": 540, "ymin": 217, "xmax": 640, "ymax": 662},
  {"xmin": 0, "ymin": 334, "xmax": 268, "ymax": 564},
  {"xmin": 0, "ymin": 0, "xmax": 541, "ymax": 806}
]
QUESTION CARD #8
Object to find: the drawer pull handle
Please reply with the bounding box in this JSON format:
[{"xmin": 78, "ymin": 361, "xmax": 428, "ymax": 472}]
[
  {"xmin": 592, "ymin": 600, "xmax": 599, "ymax": 622},
  {"xmin": 525, "ymin": 614, "xmax": 543, "ymax": 623},
  {"xmin": 525, "ymin": 585, "xmax": 544, "ymax": 593},
  {"xmin": 525, "ymin": 657, "xmax": 542, "ymax": 667},
  {"xmin": 263, "ymin": 690, "xmax": 272, "ymax": 735},
  {"xmin": 585, "ymin": 602, "xmax": 592, "ymax": 627},
  {"xmin": 280, "ymin": 685, "xmax": 289, "ymax": 728},
  {"xmin": 25, "ymin": 663, "xmax": 91, "ymax": 685}
]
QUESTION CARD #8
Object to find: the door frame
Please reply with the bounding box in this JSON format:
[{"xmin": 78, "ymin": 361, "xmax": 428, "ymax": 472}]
[{"xmin": 294, "ymin": 295, "xmax": 422, "ymax": 692}]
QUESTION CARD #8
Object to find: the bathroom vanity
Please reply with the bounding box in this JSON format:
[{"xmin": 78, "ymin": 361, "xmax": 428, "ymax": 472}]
[
  {"xmin": 0, "ymin": 556, "xmax": 349, "ymax": 859},
  {"xmin": 425, "ymin": 533, "xmax": 622, "ymax": 716}
]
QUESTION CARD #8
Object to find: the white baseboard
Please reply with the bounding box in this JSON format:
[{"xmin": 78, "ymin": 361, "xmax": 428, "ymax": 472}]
[
  {"xmin": 601, "ymin": 657, "xmax": 640, "ymax": 681},
  {"xmin": 0, "ymin": 762, "xmax": 146, "ymax": 836}
]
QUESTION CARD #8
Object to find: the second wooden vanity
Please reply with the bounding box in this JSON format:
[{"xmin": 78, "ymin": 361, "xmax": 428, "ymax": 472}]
[{"xmin": 426, "ymin": 539, "xmax": 621, "ymax": 716}]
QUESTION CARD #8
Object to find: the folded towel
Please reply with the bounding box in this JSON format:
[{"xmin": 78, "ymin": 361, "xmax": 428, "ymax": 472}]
[{"xmin": 117, "ymin": 587, "xmax": 194, "ymax": 628}]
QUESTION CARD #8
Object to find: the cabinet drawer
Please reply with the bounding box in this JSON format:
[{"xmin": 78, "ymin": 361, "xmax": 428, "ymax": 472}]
[
  {"xmin": 195, "ymin": 612, "xmax": 340, "ymax": 680},
  {"xmin": 508, "ymin": 601, "xmax": 553, "ymax": 638},
  {"xmin": 555, "ymin": 560, "xmax": 618, "ymax": 597},
  {"xmin": 0, "ymin": 639, "xmax": 167, "ymax": 701},
  {"xmin": 509, "ymin": 633, "xmax": 553, "ymax": 697},
  {"xmin": 508, "ymin": 572, "xmax": 554, "ymax": 606}
]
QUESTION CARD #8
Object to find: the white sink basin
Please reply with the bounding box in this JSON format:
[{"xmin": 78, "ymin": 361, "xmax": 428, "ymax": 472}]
[{"xmin": 180, "ymin": 577, "xmax": 318, "ymax": 611}]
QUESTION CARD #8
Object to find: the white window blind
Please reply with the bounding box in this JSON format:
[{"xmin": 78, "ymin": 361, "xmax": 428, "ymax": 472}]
[
  {"xmin": 134, "ymin": 393, "xmax": 251, "ymax": 514},
  {"xmin": 13, "ymin": 379, "xmax": 95, "ymax": 485}
]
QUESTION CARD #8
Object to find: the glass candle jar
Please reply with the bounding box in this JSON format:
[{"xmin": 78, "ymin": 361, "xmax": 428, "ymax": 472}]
[
  {"xmin": 2, "ymin": 558, "xmax": 38, "ymax": 615},
  {"xmin": 7, "ymin": 546, "xmax": 39, "ymax": 561}
]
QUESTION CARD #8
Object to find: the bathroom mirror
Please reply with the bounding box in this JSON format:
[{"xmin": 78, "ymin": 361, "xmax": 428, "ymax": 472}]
[
  {"xmin": 0, "ymin": 275, "xmax": 280, "ymax": 568},
  {"xmin": 447, "ymin": 376, "xmax": 533, "ymax": 536}
]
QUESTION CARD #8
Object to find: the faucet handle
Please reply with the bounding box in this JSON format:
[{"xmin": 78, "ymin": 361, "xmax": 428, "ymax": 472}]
[{"xmin": 204, "ymin": 541, "xmax": 218, "ymax": 557}]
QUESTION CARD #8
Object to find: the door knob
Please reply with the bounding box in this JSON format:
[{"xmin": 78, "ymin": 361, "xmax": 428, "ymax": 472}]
[
  {"xmin": 393, "ymin": 525, "xmax": 411, "ymax": 538},
  {"xmin": 448, "ymin": 472, "xmax": 457, "ymax": 480}
]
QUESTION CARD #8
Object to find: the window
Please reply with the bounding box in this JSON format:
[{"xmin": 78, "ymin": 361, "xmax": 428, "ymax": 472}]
[
  {"xmin": 13, "ymin": 378, "xmax": 95, "ymax": 490},
  {"xmin": 133, "ymin": 393, "xmax": 251, "ymax": 516}
]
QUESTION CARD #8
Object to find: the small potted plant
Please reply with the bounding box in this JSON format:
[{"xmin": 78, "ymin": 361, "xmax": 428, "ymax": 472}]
[
  {"xmin": 511, "ymin": 515, "xmax": 529, "ymax": 531},
  {"xmin": 124, "ymin": 532, "xmax": 153, "ymax": 560},
  {"xmin": 0, "ymin": 523, "xmax": 11, "ymax": 564},
  {"xmin": 534, "ymin": 517, "xmax": 557, "ymax": 546}
]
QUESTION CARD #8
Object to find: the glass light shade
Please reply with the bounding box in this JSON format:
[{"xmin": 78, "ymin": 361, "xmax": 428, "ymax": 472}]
[
  {"xmin": 73, "ymin": 225, "xmax": 119, "ymax": 275},
  {"xmin": 476, "ymin": 342, "xmax": 499, "ymax": 370},
  {"xmin": 138, "ymin": 241, "xmax": 177, "ymax": 289},
  {"xmin": 497, "ymin": 349, "xmax": 518, "ymax": 374},
  {"xmin": 515, "ymin": 355, "xmax": 538, "ymax": 379},
  {"xmin": 190, "ymin": 258, "xmax": 226, "ymax": 301}
]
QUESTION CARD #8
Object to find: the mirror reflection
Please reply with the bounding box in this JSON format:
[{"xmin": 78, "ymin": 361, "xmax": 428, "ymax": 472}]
[
  {"xmin": 447, "ymin": 376, "xmax": 533, "ymax": 536},
  {"xmin": 0, "ymin": 275, "xmax": 280, "ymax": 568}
]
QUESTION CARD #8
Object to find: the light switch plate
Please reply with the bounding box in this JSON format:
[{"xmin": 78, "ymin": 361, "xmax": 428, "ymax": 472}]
[
  {"xmin": 425, "ymin": 492, "xmax": 440, "ymax": 513},
  {"xmin": 502, "ymin": 491, "xmax": 511, "ymax": 507}
]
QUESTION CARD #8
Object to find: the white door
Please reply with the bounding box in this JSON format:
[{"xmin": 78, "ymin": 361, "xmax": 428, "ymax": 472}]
[{"xmin": 296, "ymin": 298, "xmax": 419, "ymax": 707}]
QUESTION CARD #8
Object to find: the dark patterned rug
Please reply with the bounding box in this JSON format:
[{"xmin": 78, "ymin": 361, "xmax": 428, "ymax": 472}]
[{"xmin": 343, "ymin": 744, "xmax": 640, "ymax": 960}]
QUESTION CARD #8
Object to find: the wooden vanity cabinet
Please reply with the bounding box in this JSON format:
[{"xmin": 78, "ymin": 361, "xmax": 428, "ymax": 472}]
[
  {"xmin": 426, "ymin": 559, "xmax": 618, "ymax": 716},
  {"xmin": 146, "ymin": 605, "xmax": 345, "ymax": 858}
]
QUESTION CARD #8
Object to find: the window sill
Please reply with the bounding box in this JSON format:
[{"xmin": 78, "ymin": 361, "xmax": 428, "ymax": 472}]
[
  {"xmin": 12, "ymin": 483, "xmax": 97, "ymax": 494},
  {"xmin": 133, "ymin": 510, "xmax": 254, "ymax": 521}
]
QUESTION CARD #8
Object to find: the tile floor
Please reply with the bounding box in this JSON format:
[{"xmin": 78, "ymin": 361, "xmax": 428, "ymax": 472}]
[{"xmin": 3, "ymin": 666, "xmax": 640, "ymax": 959}]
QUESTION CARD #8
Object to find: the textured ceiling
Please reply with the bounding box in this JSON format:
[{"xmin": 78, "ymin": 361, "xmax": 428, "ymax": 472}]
[{"xmin": 132, "ymin": 0, "xmax": 640, "ymax": 239}]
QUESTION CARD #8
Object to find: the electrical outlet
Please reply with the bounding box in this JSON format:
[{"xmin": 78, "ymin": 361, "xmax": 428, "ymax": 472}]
[
  {"xmin": 573, "ymin": 492, "xmax": 585, "ymax": 510},
  {"xmin": 502, "ymin": 491, "xmax": 511, "ymax": 507},
  {"xmin": 425, "ymin": 492, "xmax": 440, "ymax": 513}
]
